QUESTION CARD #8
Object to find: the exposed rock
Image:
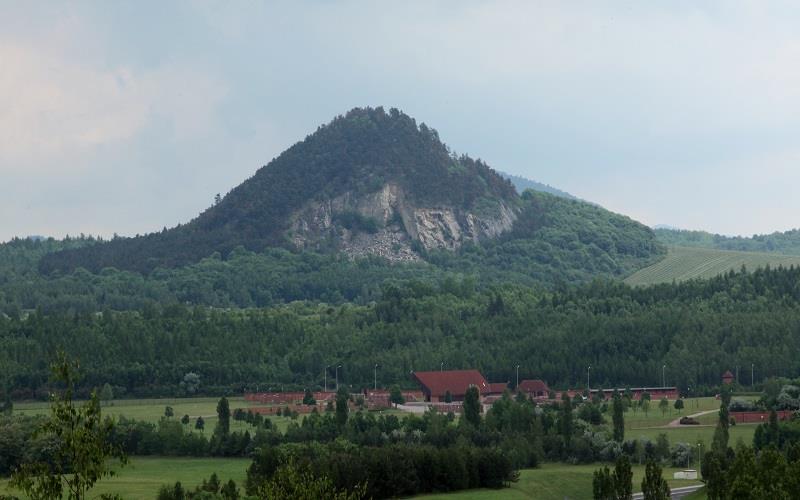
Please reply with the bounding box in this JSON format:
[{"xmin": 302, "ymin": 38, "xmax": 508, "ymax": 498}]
[{"xmin": 289, "ymin": 183, "xmax": 518, "ymax": 262}]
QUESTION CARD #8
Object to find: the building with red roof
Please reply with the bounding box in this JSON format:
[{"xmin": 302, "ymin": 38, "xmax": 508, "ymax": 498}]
[
  {"xmin": 518, "ymin": 379, "xmax": 551, "ymax": 398},
  {"xmin": 722, "ymin": 370, "xmax": 735, "ymax": 385},
  {"xmin": 412, "ymin": 370, "xmax": 489, "ymax": 402},
  {"xmin": 486, "ymin": 382, "xmax": 509, "ymax": 395}
]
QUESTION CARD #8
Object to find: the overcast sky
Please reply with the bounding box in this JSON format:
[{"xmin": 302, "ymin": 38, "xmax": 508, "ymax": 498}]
[{"xmin": 2, "ymin": 1, "xmax": 799, "ymax": 241}]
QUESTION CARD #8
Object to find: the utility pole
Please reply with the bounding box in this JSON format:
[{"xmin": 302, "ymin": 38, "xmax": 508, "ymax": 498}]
[
  {"xmin": 587, "ymin": 365, "xmax": 591, "ymax": 392},
  {"xmin": 516, "ymin": 365, "xmax": 520, "ymax": 388},
  {"xmin": 751, "ymin": 364, "xmax": 754, "ymax": 388},
  {"xmin": 374, "ymin": 364, "xmax": 379, "ymax": 391},
  {"xmin": 324, "ymin": 365, "xmax": 329, "ymax": 392},
  {"xmin": 662, "ymin": 364, "xmax": 666, "ymax": 388},
  {"xmin": 698, "ymin": 443, "xmax": 702, "ymax": 470},
  {"xmin": 336, "ymin": 364, "xmax": 342, "ymax": 391}
]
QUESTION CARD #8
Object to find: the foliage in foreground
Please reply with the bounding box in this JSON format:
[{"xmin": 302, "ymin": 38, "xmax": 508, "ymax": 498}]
[{"xmin": 9, "ymin": 352, "xmax": 126, "ymax": 500}]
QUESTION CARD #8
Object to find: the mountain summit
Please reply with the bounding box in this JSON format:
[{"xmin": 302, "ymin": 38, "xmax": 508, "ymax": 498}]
[
  {"xmin": 42, "ymin": 108, "xmax": 521, "ymax": 273},
  {"xmin": 41, "ymin": 107, "xmax": 663, "ymax": 280}
]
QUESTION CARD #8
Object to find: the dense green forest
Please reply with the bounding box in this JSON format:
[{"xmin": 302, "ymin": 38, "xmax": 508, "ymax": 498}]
[
  {"xmin": 656, "ymin": 227, "xmax": 800, "ymax": 255},
  {"xmin": 0, "ymin": 190, "xmax": 663, "ymax": 315},
  {"xmin": 3, "ymin": 266, "xmax": 800, "ymax": 399}
]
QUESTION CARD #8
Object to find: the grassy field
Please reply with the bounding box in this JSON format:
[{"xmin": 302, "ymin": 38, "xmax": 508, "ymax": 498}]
[
  {"xmin": 6, "ymin": 396, "xmax": 747, "ymax": 499},
  {"xmin": 0, "ymin": 460, "xmax": 703, "ymax": 500},
  {"xmin": 0, "ymin": 457, "xmax": 250, "ymax": 499},
  {"xmin": 625, "ymin": 246, "xmax": 800, "ymax": 286},
  {"xmin": 622, "ymin": 396, "xmax": 757, "ymax": 453},
  {"xmin": 12, "ymin": 396, "xmax": 309, "ymax": 434},
  {"xmin": 419, "ymin": 463, "xmax": 703, "ymax": 499}
]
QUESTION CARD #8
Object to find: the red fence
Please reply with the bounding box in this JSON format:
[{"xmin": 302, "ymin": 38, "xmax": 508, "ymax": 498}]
[{"xmin": 730, "ymin": 410, "xmax": 795, "ymax": 424}]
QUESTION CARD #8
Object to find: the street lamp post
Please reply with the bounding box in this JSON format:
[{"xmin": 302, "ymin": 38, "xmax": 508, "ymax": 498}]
[
  {"xmin": 374, "ymin": 364, "xmax": 379, "ymax": 391},
  {"xmin": 587, "ymin": 366, "xmax": 591, "ymax": 392},
  {"xmin": 516, "ymin": 365, "xmax": 520, "ymax": 388},
  {"xmin": 335, "ymin": 364, "xmax": 342, "ymax": 391},
  {"xmin": 324, "ymin": 365, "xmax": 330, "ymax": 392},
  {"xmin": 440, "ymin": 361, "xmax": 444, "ymax": 372},
  {"xmin": 698, "ymin": 443, "xmax": 703, "ymax": 471},
  {"xmin": 662, "ymin": 365, "xmax": 666, "ymax": 388},
  {"xmin": 751, "ymin": 363, "xmax": 754, "ymax": 388}
]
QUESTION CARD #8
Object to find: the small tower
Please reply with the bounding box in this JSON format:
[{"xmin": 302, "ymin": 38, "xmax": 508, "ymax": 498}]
[{"xmin": 722, "ymin": 370, "xmax": 734, "ymax": 385}]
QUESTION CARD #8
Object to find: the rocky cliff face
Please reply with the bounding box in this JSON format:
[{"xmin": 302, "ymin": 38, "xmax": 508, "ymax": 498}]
[{"xmin": 289, "ymin": 183, "xmax": 518, "ymax": 262}]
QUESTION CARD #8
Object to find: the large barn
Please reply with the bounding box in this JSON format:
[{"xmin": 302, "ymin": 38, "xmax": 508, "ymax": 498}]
[{"xmin": 412, "ymin": 370, "xmax": 489, "ymax": 402}]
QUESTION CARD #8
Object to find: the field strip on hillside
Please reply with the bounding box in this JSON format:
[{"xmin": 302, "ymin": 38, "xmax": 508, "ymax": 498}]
[{"xmin": 625, "ymin": 246, "xmax": 800, "ymax": 286}]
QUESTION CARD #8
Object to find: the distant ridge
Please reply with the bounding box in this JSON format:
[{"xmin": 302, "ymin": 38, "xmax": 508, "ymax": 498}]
[
  {"xmin": 498, "ymin": 171, "xmax": 578, "ymax": 200},
  {"xmin": 655, "ymin": 227, "xmax": 800, "ymax": 256}
]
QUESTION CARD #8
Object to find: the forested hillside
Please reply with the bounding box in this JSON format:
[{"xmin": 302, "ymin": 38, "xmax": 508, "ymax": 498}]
[
  {"xmin": 0, "ymin": 190, "xmax": 662, "ymax": 315},
  {"xmin": 39, "ymin": 107, "xmax": 518, "ymax": 275},
  {"xmin": 656, "ymin": 227, "xmax": 800, "ymax": 255},
  {"xmin": 32, "ymin": 107, "xmax": 662, "ymax": 287},
  {"xmin": 3, "ymin": 266, "xmax": 799, "ymax": 399}
]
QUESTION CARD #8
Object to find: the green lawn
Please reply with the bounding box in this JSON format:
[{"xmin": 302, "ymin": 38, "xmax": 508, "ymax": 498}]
[
  {"xmin": 623, "ymin": 396, "xmax": 723, "ymax": 429},
  {"xmin": 0, "ymin": 457, "xmax": 250, "ymax": 499},
  {"xmin": 13, "ymin": 396, "xmax": 306, "ymax": 434},
  {"xmin": 622, "ymin": 396, "xmax": 758, "ymax": 452},
  {"xmin": 418, "ymin": 463, "xmax": 703, "ymax": 499},
  {"xmin": 13, "ymin": 397, "xmax": 410, "ymax": 435}
]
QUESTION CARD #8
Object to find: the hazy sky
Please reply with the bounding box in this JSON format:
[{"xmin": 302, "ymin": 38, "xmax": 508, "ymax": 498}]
[{"xmin": 2, "ymin": 1, "xmax": 799, "ymax": 242}]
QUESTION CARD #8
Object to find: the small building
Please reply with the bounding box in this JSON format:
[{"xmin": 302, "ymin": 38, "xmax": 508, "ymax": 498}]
[
  {"xmin": 518, "ymin": 379, "xmax": 550, "ymax": 398},
  {"xmin": 486, "ymin": 382, "xmax": 509, "ymax": 396},
  {"xmin": 673, "ymin": 470, "xmax": 698, "ymax": 480},
  {"xmin": 722, "ymin": 370, "xmax": 734, "ymax": 385},
  {"xmin": 412, "ymin": 370, "xmax": 488, "ymax": 402}
]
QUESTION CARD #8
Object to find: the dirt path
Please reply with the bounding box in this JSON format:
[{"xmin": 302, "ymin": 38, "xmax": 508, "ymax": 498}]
[{"xmin": 665, "ymin": 409, "xmax": 718, "ymax": 428}]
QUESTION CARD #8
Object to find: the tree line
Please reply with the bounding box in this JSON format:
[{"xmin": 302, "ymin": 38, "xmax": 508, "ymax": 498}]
[{"xmin": 3, "ymin": 266, "xmax": 800, "ymax": 401}]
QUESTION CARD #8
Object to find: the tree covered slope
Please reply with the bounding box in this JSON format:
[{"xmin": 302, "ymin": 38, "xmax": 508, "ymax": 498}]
[
  {"xmin": 0, "ymin": 107, "xmax": 664, "ymax": 314},
  {"xmin": 655, "ymin": 227, "xmax": 800, "ymax": 255}
]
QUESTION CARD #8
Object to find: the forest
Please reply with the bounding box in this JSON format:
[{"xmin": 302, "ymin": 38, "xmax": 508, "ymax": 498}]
[
  {"xmin": 656, "ymin": 227, "xmax": 800, "ymax": 255},
  {"xmin": 2, "ymin": 265, "xmax": 800, "ymax": 399},
  {"xmin": 0, "ymin": 189, "xmax": 663, "ymax": 315}
]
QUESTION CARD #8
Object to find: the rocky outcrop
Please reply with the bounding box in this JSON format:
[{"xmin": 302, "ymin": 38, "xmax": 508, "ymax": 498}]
[{"xmin": 289, "ymin": 183, "xmax": 517, "ymax": 262}]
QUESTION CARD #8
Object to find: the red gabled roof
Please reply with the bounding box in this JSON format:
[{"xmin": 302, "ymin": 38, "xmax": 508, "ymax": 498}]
[
  {"xmin": 412, "ymin": 370, "xmax": 488, "ymax": 398},
  {"xmin": 487, "ymin": 382, "xmax": 509, "ymax": 395},
  {"xmin": 518, "ymin": 379, "xmax": 550, "ymax": 394},
  {"xmin": 722, "ymin": 370, "xmax": 734, "ymax": 379}
]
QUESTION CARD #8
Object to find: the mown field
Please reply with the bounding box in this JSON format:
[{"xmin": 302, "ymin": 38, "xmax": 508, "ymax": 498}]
[
  {"xmin": 0, "ymin": 460, "xmax": 702, "ymax": 500},
  {"xmin": 13, "ymin": 396, "xmax": 316, "ymax": 434},
  {"xmin": 419, "ymin": 463, "xmax": 703, "ymax": 499},
  {"xmin": 4, "ymin": 396, "xmax": 754, "ymax": 499},
  {"xmin": 625, "ymin": 246, "xmax": 800, "ymax": 286},
  {"xmin": 0, "ymin": 457, "xmax": 250, "ymax": 499}
]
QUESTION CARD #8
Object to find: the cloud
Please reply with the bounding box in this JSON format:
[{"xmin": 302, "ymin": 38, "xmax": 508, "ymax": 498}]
[{"xmin": 0, "ymin": 42, "xmax": 227, "ymax": 173}]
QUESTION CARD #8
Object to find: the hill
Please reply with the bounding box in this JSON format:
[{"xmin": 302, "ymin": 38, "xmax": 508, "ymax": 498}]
[
  {"xmin": 655, "ymin": 227, "xmax": 800, "ymax": 255},
  {"xmin": 625, "ymin": 246, "xmax": 800, "ymax": 286},
  {"xmin": 498, "ymin": 171, "xmax": 578, "ymax": 200},
  {"xmin": 16, "ymin": 107, "xmax": 663, "ymax": 313},
  {"xmin": 40, "ymin": 107, "xmax": 522, "ymax": 274}
]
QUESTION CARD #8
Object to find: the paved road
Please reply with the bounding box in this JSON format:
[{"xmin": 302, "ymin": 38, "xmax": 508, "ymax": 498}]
[{"xmin": 633, "ymin": 484, "xmax": 704, "ymax": 499}]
